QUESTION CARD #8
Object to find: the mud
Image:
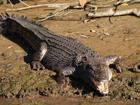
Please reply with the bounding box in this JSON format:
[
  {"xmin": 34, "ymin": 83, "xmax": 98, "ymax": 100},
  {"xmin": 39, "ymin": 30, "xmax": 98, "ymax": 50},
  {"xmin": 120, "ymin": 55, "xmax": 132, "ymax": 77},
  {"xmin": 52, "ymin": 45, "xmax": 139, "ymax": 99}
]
[{"xmin": 0, "ymin": 0, "xmax": 140, "ymax": 104}]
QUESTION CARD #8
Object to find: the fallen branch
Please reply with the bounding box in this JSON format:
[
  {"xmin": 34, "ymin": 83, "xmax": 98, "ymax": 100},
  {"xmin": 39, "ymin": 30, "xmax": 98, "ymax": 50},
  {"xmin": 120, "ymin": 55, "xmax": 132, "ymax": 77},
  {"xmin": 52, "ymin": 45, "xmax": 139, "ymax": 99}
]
[
  {"xmin": 85, "ymin": 0, "xmax": 140, "ymax": 12},
  {"xmin": 36, "ymin": 10, "xmax": 84, "ymax": 22},
  {"xmin": 115, "ymin": 0, "xmax": 140, "ymax": 5},
  {"xmin": 5, "ymin": 0, "xmax": 140, "ymax": 12},
  {"xmin": 6, "ymin": 0, "xmax": 92, "ymax": 12},
  {"xmin": 36, "ymin": 0, "xmax": 92, "ymax": 21},
  {"xmin": 6, "ymin": 3, "xmax": 69, "ymax": 11},
  {"xmin": 19, "ymin": 0, "xmax": 30, "ymax": 7},
  {"xmin": 87, "ymin": 8, "xmax": 140, "ymax": 18},
  {"xmin": 37, "ymin": 5, "xmax": 72, "ymax": 22}
]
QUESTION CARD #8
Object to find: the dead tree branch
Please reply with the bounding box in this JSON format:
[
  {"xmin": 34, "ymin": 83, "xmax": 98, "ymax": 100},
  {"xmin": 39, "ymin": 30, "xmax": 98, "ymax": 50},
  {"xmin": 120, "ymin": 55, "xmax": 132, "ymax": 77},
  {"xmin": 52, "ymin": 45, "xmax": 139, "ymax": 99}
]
[
  {"xmin": 86, "ymin": 0, "xmax": 140, "ymax": 12},
  {"xmin": 6, "ymin": 0, "xmax": 140, "ymax": 21},
  {"xmin": 115, "ymin": 0, "xmax": 140, "ymax": 5},
  {"xmin": 87, "ymin": 8, "xmax": 140, "ymax": 18},
  {"xmin": 6, "ymin": 3, "xmax": 69, "ymax": 11},
  {"xmin": 36, "ymin": 0, "xmax": 92, "ymax": 21},
  {"xmin": 6, "ymin": 0, "xmax": 92, "ymax": 12}
]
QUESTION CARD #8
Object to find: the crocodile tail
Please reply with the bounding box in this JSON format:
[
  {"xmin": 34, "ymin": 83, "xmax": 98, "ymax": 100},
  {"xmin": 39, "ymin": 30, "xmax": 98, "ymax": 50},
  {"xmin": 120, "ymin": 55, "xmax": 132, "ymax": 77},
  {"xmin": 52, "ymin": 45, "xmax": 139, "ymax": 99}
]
[
  {"xmin": 0, "ymin": 13, "xmax": 4, "ymax": 34},
  {"xmin": 0, "ymin": 12, "xmax": 17, "ymax": 34},
  {"xmin": 0, "ymin": 12, "xmax": 42, "ymax": 31},
  {"xmin": 0, "ymin": 12, "xmax": 10, "ymax": 34}
]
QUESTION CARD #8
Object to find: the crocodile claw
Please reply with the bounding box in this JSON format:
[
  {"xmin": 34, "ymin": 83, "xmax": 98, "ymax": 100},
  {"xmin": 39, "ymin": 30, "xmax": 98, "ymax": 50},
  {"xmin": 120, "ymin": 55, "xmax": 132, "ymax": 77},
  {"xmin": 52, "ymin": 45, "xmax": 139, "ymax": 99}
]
[
  {"xmin": 56, "ymin": 75, "xmax": 70, "ymax": 90},
  {"xmin": 31, "ymin": 61, "xmax": 45, "ymax": 70}
]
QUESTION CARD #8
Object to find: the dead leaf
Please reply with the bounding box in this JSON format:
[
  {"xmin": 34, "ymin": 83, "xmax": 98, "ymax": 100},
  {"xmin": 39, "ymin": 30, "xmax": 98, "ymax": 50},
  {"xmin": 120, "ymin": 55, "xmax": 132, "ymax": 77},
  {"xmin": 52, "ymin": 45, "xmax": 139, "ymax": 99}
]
[
  {"xmin": 80, "ymin": 35, "xmax": 88, "ymax": 38},
  {"xmin": 79, "ymin": 0, "xmax": 87, "ymax": 8},
  {"xmin": 7, "ymin": 46, "xmax": 13, "ymax": 49},
  {"xmin": 121, "ymin": 3, "xmax": 128, "ymax": 6},
  {"xmin": 83, "ymin": 19, "xmax": 90, "ymax": 23},
  {"xmin": 103, "ymin": 32, "xmax": 110, "ymax": 36}
]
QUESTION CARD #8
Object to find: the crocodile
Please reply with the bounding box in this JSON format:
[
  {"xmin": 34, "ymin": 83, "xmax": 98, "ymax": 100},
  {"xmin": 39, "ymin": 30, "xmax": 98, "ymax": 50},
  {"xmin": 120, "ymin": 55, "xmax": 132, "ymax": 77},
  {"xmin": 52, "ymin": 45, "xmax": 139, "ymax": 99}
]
[{"xmin": 0, "ymin": 13, "xmax": 121, "ymax": 95}]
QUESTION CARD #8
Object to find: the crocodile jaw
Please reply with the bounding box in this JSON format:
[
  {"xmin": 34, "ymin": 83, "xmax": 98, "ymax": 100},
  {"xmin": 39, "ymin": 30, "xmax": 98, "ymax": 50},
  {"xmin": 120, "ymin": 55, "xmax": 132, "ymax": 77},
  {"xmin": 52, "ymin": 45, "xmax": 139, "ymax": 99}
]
[
  {"xmin": 96, "ymin": 69, "xmax": 112, "ymax": 95},
  {"xmin": 96, "ymin": 80, "xmax": 109, "ymax": 95},
  {"xmin": 91, "ymin": 68, "xmax": 112, "ymax": 95}
]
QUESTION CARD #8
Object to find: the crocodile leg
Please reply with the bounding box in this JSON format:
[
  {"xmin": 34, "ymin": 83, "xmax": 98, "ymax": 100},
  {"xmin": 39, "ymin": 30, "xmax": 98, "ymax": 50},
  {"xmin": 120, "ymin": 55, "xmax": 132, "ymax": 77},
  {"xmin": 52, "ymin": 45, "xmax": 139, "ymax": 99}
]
[
  {"xmin": 57, "ymin": 66, "xmax": 76, "ymax": 84},
  {"xmin": 31, "ymin": 42, "xmax": 47, "ymax": 70},
  {"xmin": 104, "ymin": 55, "xmax": 122, "ymax": 73}
]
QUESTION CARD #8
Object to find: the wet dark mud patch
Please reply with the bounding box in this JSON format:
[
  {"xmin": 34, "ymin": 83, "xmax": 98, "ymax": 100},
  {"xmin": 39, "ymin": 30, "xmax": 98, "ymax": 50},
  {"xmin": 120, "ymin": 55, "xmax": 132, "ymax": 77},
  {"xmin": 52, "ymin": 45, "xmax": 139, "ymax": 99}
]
[
  {"xmin": 109, "ymin": 71, "xmax": 140, "ymax": 101},
  {"xmin": 0, "ymin": 54, "xmax": 140, "ymax": 101}
]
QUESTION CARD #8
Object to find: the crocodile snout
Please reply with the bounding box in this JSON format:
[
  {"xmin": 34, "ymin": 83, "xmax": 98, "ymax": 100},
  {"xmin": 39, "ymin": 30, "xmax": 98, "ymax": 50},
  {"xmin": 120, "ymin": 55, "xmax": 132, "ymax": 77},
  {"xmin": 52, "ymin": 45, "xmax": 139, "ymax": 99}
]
[{"xmin": 96, "ymin": 80, "xmax": 109, "ymax": 95}]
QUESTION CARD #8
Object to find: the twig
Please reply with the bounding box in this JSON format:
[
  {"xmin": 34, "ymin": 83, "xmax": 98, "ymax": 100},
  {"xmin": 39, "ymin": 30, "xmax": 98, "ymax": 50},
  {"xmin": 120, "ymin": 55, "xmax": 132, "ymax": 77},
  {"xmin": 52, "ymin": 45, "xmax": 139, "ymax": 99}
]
[
  {"xmin": 129, "ymin": 0, "xmax": 140, "ymax": 4},
  {"xmin": 37, "ymin": 10, "xmax": 82, "ymax": 22},
  {"xmin": 19, "ymin": 0, "xmax": 30, "ymax": 7},
  {"xmin": 8, "ymin": 0, "xmax": 14, "ymax": 8},
  {"xmin": 87, "ymin": 8, "xmax": 140, "ymax": 18},
  {"xmin": 36, "ymin": 0, "xmax": 92, "ymax": 21},
  {"xmin": 38, "ymin": 9, "xmax": 74, "ymax": 22},
  {"xmin": 116, "ymin": 0, "xmax": 140, "ymax": 4},
  {"xmin": 37, "ymin": 4, "xmax": 70, "ymax": 21},
  {"xmin": 6, "ymin": 3, "xmax": 69, "ymax": 11}
]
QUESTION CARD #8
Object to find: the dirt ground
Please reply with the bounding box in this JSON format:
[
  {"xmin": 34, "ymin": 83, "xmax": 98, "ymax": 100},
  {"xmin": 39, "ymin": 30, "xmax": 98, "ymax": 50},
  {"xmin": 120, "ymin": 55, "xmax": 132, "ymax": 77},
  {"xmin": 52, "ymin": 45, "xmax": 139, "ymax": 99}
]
[{"xmin": 0, "ymin": 0, "xmax": 140, "ymax": 105}]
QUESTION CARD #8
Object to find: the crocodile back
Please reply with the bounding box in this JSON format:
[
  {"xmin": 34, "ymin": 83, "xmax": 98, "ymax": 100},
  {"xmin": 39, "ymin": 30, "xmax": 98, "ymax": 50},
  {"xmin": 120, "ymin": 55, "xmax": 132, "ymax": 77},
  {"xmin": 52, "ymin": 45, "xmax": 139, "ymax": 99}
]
[
  {"xmin": 0, "ymin": 13, "xmax": 99, "ymax": 71},
  {"xmin": 42, "ymin": 33, "xmax": 97, "ymax": 71}
]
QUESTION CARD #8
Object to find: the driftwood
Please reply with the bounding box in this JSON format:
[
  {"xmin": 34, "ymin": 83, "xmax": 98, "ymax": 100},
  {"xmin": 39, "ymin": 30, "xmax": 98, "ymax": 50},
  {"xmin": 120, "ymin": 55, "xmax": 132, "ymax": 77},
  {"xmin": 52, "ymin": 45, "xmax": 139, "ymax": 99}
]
[{"xmin": 87, "ymin": 8, "xmax": 140, "ymax": 18}]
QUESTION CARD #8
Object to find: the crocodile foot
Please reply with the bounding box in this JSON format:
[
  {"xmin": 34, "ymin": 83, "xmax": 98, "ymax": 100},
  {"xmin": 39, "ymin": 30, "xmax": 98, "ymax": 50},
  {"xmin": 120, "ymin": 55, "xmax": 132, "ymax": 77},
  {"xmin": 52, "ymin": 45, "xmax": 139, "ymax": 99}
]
[
  {"xmin": 31, "ymin": 61, "xmax": 45, "ymax": 70},
  {"xmin": 56, "ymin": 73, "xmax": 70, "ymax": 89},
  {"xmin": 56, "ymin": 75, "xmax": 71, "ymax": 91}
]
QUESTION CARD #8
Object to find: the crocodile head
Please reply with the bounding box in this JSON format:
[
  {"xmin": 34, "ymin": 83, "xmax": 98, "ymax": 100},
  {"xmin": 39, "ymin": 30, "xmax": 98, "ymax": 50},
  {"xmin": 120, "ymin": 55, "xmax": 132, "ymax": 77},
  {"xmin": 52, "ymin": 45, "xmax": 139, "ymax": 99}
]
[
  {"xmin": 86, "ymin": 60, "xmax": 112, "ymax": 95},
  {"xmin": 76, "ymin": 53, "xmax": 113, "ymax": 95},
  {"xmin": 86, "ymin": 58, "xmax": 112, "ymax": 95}
]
